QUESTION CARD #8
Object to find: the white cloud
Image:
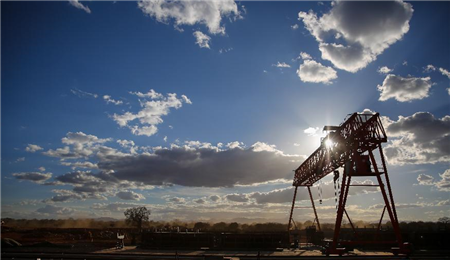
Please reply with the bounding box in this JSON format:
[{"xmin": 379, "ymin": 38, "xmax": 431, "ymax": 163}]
[
  {"xmin": 113, "ymin": 90, "xmax": 192, "ymax": 137},
  {"xmin": 25, "ymin": 144, "xmax": 43, "ymax": 153},
  {"xmin": 14, "ymin": 157, "xmax": 25, "ymax": 163},
  {"xmin": 68, "ymin": 0, "xmax": 91, "ymax": 14},
  {"xmin": 44, "ymin": 132, "xmax": 112, "ymax": 159},
  {"xmin": 61, "ymin": 161, "xmax": 98, "ymax": 170},
  {"xmin": 439, "ymin": 67, "xmax": 450, "ymax": 79},
  {"xmin": 303, "ymin": 127, "xmax": 321, "ymax": 136},
  {"xmin": 298, "ymin": 1, "xmax": 413, "ymax": 72},
  {"xmin": 299, "ymin": 52, "xmax": 312, "ymax": 60},
  {"xmin": 384, "ymin": 112, "xmax": 450, "ymax": 165},
  {"xmin": 417, "ymin": 174, "xmax": 434, "ymax": 185},
  {"xmin": 116, "ymin": 191, "xmax": 146, "ymax": 201},
  {"xmin": 181, "ymin": 94, "xmax": 192, "ymax": 104},
  {"xmin": 103, "ymin": 95, "xmax": 123, "ymax": 105},
  {"xmin": 378, "ymin": 66, "xmax": 393, "ymax": 74},
  {"xmin": 138, "ymin": 0, "xmax": 241, "ymax": 35},
  {"xmin": 13, "ymin": 172, "xmax": 52, "ymax": 183},
  {"xmin": 226, "ymin": 141, "xmax": 244, "ymax": 149},
  {"xmin": 38, "ymin": 167, "xmax": 46, "ymax": 172},
  {"xmin": 130, "ymin": 89, "xmax": 163, "ymax": 99},
  {"xmin": 377, "ymin": 74, "xmax": 432, "ymax": 102},
  {"xmin": 291, "ymin": 24, "xmax": 299, "ymax": 30},
  {"xmin": 193, "ymin": 31, "xmax": 211, "ymax": 49},
  {"xmin": 163, "ymin": 136, "xmax": 168, "ymax": 142},
  {"xmin": 273, "ymin": 62, "xmax": 291, "ymax": 68},
  {"xmin": 424, "ymin": 64, "xmax": 436, "ymax": 73},
  {"xmin": 297, "ymin": 59, "xmax": 337, "ymax": 84},
  {"xmin": 70, "ymin": 88, "xmax": 97, "ymax": 98},
  {"xmin": 435, "ymin": 169, "xmax": 450, "ymax": 191}
]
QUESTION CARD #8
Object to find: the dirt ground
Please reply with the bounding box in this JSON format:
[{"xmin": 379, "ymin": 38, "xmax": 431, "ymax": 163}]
[{"xmin": 1, "ymin": 227, "xmax": 396, "ymax": 257}]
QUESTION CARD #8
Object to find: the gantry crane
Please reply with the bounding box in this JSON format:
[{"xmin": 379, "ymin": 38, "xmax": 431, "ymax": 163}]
[{"xmin": 288, "ymin": 112, "xmax": 409, "ymax": 256}]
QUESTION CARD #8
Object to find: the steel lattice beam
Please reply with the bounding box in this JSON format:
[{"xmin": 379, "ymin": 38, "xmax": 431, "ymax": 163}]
[{"xmin": 293, "ymin": 112, "xmax": 387, "ymax": 187}]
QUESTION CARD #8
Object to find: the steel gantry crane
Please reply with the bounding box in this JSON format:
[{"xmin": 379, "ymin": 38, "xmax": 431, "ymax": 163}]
[{"xmin": 288, "ymin": 112, "xmax": 410, "ymax": 256}]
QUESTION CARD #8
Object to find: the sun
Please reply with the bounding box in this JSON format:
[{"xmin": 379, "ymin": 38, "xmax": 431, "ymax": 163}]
[{"xmin": 324, "ymin": 138, "xmax": 334, "ymax": 149}]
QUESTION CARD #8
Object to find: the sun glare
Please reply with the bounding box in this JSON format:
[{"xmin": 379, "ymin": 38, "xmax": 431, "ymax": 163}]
[{"xmin": 324, "ymin": 139, "xmax": 333, "ymax": 149}]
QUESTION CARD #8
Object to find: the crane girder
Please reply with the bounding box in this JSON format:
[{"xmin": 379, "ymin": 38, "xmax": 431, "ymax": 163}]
[{"xmin": 293, "ymin": 112, "xmax": 387, "ymax": 187}]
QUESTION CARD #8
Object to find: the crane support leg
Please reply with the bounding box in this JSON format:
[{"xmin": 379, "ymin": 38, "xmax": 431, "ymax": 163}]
[
  {"xmin": 308, "ymin": 186, "xmax": 321, "ymax": 231},
  {"xmin": 328, "ymin": 166, "xmax": 352, "ymax": 254},
  {"xmin": 288, "ymin": 186, "xmax": 298, "ymax": 232},
  {"xmin": 369, "ymin": 150, "xmax": 403, "ymax": 247}
]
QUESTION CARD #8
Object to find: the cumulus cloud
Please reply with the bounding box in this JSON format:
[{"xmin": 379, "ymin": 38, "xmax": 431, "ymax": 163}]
[
  {"xmin": 291, "ymin": 24, "xmax": 299, "ymax": 30},
  {"xmin": 138, "ymin": 0, "xmax": 241, "ymax": 34},
  {"xmin": 435, "ymin": 169, "xmax": 450, "ymax": 191},
  {"xmin": 297, "ymin": 59, "xmax": 337, "ymax": 84},
  {"xmin": 417, "ymin": 174, "xmax": 434, "ymax": 185},
  {"xmin": 116, "ymin": 191, "xmax": 146, "ymax": 201},
  {"xmin": 377, "ymin": 74, "xmax": 432, "ymax": 102},
  {"xmin": 68, "ymin": 0, "xmax": 91, "ymax": 14},
  {"xmin": 61, "ymin": 161, "xmax": 98, "ymax": 170},
  {"xmin": 378, "ymin": 66, "xmax": 393, "ymax": 74},
  {"xmin": 166, "ymin": 196, "xmax": 186, "ymax": 204},
  {"xmin": 99, "ymin": 141, "xmax": 302, "ymax": 187},
  {"xmin": 38, "ymin": 132, "xmax": 304, "ymax": 200},
  {"xmin": 13, "ymin": 172, "xmax": 52, "ymax": 183},
  {"xmin": 113, "ymin": 89, "xmax": 192, "ymax": 137},
  {"xmin": 303, "ymin": 127, "xmax": 321, "ymax": 136},
  {"xmin": 384, "ymin": 112, "xmax": 450, "ymax": 165},
  {"xmin": 25, "ymin": 144, "xmax": 43, "ymax": 153},
  {"xmin": 103, "ymin": 95, "xmax": 123, "ymax": 105},
  {"xmin": 424, "ymin": 64, "xmax": 436, "ymax": 73},
  {"xmin": 209, "ymin": 195, "xmax": 221, "ymax": 202},
  {"xmin": 273, "ymin": 62, "xmax": 291, "ymax": 68},
  {"xmin": 37, "ymin": 205, "xmax": 75, "ymax": 215},
  {"xmin": 194, "ymin": 198, "xmax": 205, "ymax": 204},
  {"xmin": 440, "ymin": 68, "xmax": 450, "ymax": 79},
  {"xmin": 225, "ymin": 193, "xmax": 249, "ymax": 203},
  {"xmin": 44, "ymin": 132, "xmax": 111, "ymax": 159},
  {"xmin": 299, "ymin": 52, "xmax": 312, "ymax": 60},
  {"xmin": 44, "ymin": 170, "xmax": 150, "ymax": 202},
  {"xmin": 298, "ymin": 1, "xmax": 413, "ymax": 72},
  {"xmin": 193, "ymin": 31, "xmax": 211, "ymax": 49}
]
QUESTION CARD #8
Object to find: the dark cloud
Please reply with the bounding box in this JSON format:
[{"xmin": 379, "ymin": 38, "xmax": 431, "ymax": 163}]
[
  {"xmin": 13, "ymin": 172, "xmax": 52, "ymax": 183},
  {"xmin": 98, "ymin": 145, "xmax": 301, "ymax": 187},
  {"xmin": 116, "ymin": 191, "xmax": 146, "ymax": 201},
  {"xmin": 225, "ymin": 194, "xmax": 249, "ymax": 203}
]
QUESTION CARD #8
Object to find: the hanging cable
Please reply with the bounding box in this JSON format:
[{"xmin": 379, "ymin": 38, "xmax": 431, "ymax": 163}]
[
  {"xmin": 334, "ymin": 170, "xmax": 340, "ymax": 210},
  {"xmin": 318, "ymin": 179, "xmax": 323, "ymax": 204}
]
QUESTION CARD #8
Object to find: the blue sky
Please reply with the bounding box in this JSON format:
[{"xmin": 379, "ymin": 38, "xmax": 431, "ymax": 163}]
[{"xmin": 1, "ymin": 1, "xmax": 449, "ymax": 223}]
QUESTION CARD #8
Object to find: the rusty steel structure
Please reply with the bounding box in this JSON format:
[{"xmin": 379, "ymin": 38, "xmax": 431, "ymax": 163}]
[{"xmin": 288, "ymin": 112, "xmax": 409, "ymax": 255}]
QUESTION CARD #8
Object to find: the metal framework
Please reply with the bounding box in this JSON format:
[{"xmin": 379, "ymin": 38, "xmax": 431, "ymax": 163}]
[{"xmin": 288, "ymin": 112, "xmax": 407, "ymax": 255}]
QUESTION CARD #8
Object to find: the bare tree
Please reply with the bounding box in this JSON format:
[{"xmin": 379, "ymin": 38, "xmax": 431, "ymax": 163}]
[{"xmin": 124, "ymin": 206, "xmax": 151, "ymax": 232}]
